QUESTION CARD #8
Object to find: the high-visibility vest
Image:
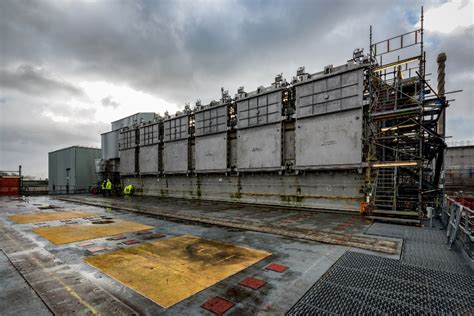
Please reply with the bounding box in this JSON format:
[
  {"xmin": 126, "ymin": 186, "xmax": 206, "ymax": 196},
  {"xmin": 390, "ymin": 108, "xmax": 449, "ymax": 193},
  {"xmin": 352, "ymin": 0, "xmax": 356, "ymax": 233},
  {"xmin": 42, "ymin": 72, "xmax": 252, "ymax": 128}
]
[
  {"xmin": 106, "ymin": 180, "xmax": 112, "ymax": 190},
  {"xmin": 101, "ymin": 182, "xmax": 105, "ymax": 190}
]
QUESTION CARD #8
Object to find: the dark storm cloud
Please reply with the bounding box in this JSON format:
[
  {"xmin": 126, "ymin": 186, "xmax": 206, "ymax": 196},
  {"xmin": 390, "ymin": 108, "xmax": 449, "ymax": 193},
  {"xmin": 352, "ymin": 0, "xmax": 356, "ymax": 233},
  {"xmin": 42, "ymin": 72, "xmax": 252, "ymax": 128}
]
[
  {"xmin": 0, "ymin": 0, "xmax": 472, "ymax": 177},
  {"xmin": 0, "ymin": 0, "xmax": 419, "ymax": 103},
  {"xmin": 0, "ymin": 65, "xmax": 86, "ymax": 99}
]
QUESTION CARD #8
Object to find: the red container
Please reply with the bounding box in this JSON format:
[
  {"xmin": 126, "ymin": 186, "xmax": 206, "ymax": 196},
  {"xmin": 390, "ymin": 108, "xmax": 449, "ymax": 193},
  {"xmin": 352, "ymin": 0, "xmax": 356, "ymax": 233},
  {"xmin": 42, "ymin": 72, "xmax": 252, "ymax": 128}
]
[{"xmin": 0, "ymin": 176, "xmax": 20, "ymax": 196}]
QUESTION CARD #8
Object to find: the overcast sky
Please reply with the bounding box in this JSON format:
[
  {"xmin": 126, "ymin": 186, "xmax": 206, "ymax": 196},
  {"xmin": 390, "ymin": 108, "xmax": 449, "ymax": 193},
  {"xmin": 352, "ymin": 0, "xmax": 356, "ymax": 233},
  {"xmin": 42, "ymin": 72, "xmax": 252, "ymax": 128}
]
[{"xmin": 1, "ymin": 0, "xmax": 473, "ymax": 179}]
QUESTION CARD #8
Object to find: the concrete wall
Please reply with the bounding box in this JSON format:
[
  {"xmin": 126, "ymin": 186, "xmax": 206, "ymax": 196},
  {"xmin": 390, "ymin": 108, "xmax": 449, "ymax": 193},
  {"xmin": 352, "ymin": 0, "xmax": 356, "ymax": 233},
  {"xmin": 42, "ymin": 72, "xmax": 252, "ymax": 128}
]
[{"xmin": 122, "ymin": 171, "xmax": 364, "ymax": 212}]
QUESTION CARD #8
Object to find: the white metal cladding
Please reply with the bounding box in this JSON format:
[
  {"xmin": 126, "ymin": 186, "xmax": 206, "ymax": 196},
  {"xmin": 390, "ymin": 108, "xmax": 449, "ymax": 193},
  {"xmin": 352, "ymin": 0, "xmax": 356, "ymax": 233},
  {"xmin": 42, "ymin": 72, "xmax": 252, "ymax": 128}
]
[
  {"xmin": 195, "ymin": 133, "xmax": 227, "ymax": 172},
  {"xmin": 237, "ymin": 90, "xmax": 283, "ymax": 128},
  {"xmin": 295, "ymin": 108, "xmax": 363, "ymax": 168},
  {"xmin": 139, "ymin": 123, "xmax": 160, "ymax": 146},
  {"xmin": 295, "ymin": 67, "xmax": 364, "ymax": 118},
  {"xmin": 118, "ymin": 129, "xmax": 137, "ymax": 150},
  {"xmin": 119, "ymin": 148, "xmax": 136, "ymax": 175},
  {"xmin": 101, "ymin": 130, "xmax": 119, "ymax": 160},
  {"xmin": 111, "ymin": 113, "xmax": 157, "ymax": 131},
  {"xmin": 163, "ymin": 115, "xmax": 189, "ymax": 142},
  {"xmin": 236, "ymin": 123, "xmax": 282, "ymax": 171},
  {"xmin": 163, "ymin": 139, "xmax": 188, "ymax": 173},
  {"xmin": 139, "ymin": 144, "xmax": 159, "ymax": 174},
  {"xmin": 195, "ymin": 104, "xmax": 228, "ymax": 136}
]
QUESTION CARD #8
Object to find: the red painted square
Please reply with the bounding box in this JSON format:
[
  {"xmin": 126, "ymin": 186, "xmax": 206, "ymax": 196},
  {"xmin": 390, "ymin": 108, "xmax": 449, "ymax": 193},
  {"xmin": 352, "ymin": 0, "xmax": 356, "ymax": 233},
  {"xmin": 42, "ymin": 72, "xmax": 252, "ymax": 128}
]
[
  {"xmin": 239, "ymin": 277, "xmax": 266, "ymax": 290},
  {"xmin": 201, "ymin": 297, "xmax": 235, "ymax": 315},
  {"xmin": 122, "ymin": 239, "xmax": 140, "ymax": 245},
  {"xmin": 265, "ymin": 263, "xmax": 288, "ymax": 273}
]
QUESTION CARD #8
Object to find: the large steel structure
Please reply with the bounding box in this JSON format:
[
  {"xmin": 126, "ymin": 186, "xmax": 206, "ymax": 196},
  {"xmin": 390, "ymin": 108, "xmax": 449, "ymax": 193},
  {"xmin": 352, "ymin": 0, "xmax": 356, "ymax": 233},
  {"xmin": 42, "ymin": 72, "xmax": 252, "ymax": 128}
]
[
  {"xmin": 99, "ymin": 11, "xmax": 451, "ymax": 222},
  {"xmin": 366, "ymin": 8, "xmax": 448, "ymax": 223}
]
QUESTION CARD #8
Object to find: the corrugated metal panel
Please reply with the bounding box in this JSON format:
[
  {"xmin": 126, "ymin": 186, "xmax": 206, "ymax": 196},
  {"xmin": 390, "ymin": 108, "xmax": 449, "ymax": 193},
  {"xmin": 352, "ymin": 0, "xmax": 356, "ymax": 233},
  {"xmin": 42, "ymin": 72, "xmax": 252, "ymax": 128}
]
[
  {"xmin": 48, "ymin": 147, "xmax": 100, "ymax": 193},
  {"xmin": 163, "ymin": 115, "xmax": 189, "ymax": 142},
  {"xmin": 195, "ymin": 133, "xmax": 227, "ymax": 172},
  {"xmin": 75, "ymin": 147, "xmax": 101, "ymax": 187},
  {"xmin": 139, "ymin": 122, "xmax": 160, "ymax": 146},
  {"xmin": 0, "ymin": 177, "xmax": 20, "ymax": 196},
  {"xmin": 295, "ymin": 67, "xmax": 364, "ymax": 118},
  {"xmin": 101, "ymin": 130, "xmax": 119, "ymax": 160},
  {"xmin": 236, "ymin": 89, "xmax": 283, "ymax": 129},
  {"xmin": 295, "ymin": 108, "xmax": 363, "ymax": 169},
  {"xmin": 163, "ymin": 140, "xmax": 188, "ymax": 173},
  {"xmin": 48, "ymin": 147, "xmax": 75, "ymax": 192},
  {"xmin": 236, "ymin": 123, "xmax": 282, "ymax": 171},
  {"xmin": 195, "ymin": 104, "xmax": 228, "ymax": 136},
  {"xmin": 139, "ymin": 145, "xmax": 159, "ymax": 175},
  {"xmin": 111, "ymin": 113, "xmax": 157, "ymax": 131}
]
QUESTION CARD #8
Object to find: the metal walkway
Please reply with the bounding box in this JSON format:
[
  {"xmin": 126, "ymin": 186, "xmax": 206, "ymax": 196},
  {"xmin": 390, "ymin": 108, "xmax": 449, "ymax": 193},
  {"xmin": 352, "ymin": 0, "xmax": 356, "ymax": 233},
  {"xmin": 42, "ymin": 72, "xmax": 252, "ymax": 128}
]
[
  {"xmin": 288, "ymin": 223, "xmax": 473, "ymax": 315},
  {"xmin": 287, "ymin": 251, "xmax": 473, "ymax": 315}
]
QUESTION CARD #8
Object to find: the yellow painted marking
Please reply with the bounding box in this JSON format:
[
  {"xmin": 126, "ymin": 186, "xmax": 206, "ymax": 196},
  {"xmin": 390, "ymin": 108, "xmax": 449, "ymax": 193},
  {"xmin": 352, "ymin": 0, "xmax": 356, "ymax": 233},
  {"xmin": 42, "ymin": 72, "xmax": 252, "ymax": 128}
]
[
  {"xmin": 33, "ymin": 219, "xmax": 153, "ymax": 245},
  {"xmin": 85, "ymin": 235, "xmax": 271, "ymax": 308},
  {"xmin": 9, "ymin": 211, "xmax": 95, "ymax": 224}
]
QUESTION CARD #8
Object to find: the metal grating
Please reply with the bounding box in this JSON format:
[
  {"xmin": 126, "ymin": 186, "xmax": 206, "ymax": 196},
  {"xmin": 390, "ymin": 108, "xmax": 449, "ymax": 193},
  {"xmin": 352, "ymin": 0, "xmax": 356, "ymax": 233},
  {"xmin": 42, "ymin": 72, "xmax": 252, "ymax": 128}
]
[
  {"xmin": 287, "ymin": 251, "xmax": 473, "ymax": 315},
  {"xmin": 366, "ymin": 222, "xmax": 472, "ymax": 274}
]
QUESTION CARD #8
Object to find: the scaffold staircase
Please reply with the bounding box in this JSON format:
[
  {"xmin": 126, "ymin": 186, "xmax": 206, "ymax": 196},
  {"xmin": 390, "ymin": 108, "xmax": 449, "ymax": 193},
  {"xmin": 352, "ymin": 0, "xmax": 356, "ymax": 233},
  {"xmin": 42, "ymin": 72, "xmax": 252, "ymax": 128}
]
[{"xmin": 365, "ymin": 11, "xmax": 446, "ymax": 224}]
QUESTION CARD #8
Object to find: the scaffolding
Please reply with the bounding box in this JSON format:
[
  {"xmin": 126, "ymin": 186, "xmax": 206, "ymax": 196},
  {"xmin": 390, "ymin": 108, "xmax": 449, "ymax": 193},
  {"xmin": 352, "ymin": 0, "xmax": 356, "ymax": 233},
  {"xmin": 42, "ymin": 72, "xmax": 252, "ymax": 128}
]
[{"xmin": 366, "ymin": 7, "xmax": 448, "ymax": 224}]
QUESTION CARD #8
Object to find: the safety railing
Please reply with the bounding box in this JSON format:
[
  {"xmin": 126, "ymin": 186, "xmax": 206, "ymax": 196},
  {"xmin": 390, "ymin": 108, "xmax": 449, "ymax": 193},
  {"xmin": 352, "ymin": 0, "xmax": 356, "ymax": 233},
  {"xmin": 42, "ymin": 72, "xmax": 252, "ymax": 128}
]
[{"xmin": 443, "ymin": 195, "xmax": 473, "ymax": 258}]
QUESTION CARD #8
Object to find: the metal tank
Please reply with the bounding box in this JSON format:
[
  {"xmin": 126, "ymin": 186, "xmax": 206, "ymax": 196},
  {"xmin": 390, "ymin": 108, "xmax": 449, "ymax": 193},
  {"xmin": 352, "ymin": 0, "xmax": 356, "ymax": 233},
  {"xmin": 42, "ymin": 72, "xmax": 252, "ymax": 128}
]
[
  {"xmin": 194, "ymin": 102, "xmax": 229, "ymax": 173},
  {"xmin": 163, "ymin": 113, "xmax": 189, "ymax": 174},
  {"xmin": 119, "ymin": 128, "xmax": 138, "ymax": 175},
  {"xmin": 101, "ymin": 130, "xmax": 119, "ymax": 160},
  {"xmin": 235, "ymin": 85, "xmax": 285, "ymax": 172},
  {"xmin": 293, "ymin": 63, "xmax": 365, "ymax": 169},
  {"xmin": 139, "ymin": 122, "xmax": 161, "ymax": 175}
]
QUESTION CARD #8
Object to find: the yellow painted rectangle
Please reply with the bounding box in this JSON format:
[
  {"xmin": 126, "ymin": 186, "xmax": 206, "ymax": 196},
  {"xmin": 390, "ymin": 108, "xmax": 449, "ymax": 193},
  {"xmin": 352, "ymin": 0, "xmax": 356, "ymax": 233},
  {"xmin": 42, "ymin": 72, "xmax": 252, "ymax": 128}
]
[
  {"xmin": 33, "ymin": 219, "xmax": 153, "ymax": 244},
  {"xmin": 9, "ymin": 211, "xmax": 95, "ymax": 224},
  {"xmin": 85, "ymin": 235, "xmax": 271, "ymax": 308}
]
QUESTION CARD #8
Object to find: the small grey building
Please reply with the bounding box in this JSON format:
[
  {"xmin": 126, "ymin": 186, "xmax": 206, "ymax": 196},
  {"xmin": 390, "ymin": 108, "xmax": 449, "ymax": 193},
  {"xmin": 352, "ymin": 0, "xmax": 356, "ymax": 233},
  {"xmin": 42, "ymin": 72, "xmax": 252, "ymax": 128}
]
[{"xmin": 48, "ymin": 146, "xmax": 101, "ymax": 194}]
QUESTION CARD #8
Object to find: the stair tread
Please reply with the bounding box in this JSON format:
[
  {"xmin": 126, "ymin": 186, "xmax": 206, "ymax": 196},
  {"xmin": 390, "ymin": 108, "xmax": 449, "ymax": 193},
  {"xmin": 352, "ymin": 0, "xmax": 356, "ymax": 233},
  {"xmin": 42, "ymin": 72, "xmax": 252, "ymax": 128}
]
[
  {"xmin": 367, "ymin": 216, "xmax": 420, "ymax": 225},
  {"xmin": 371, "ymin": 209, "xmax": 419, "ymax": 216}
]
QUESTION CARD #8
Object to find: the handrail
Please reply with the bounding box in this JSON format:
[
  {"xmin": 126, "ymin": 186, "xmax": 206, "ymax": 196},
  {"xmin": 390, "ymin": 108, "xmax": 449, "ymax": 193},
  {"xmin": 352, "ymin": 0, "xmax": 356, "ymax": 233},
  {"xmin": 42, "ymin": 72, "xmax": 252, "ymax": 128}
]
[{"xmin": 444, "ymin": 195, "xmax": 474, "ymax": 243}]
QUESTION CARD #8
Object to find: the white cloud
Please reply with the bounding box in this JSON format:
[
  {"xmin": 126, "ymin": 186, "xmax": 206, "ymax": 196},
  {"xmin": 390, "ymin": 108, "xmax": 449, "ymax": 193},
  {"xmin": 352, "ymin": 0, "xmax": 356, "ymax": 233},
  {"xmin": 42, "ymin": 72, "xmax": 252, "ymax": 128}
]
[
  {"xmin": 423, "ymin": 0, "xmax": 473, "ymax": 33},
  {"xmin": 79, "ymin": 81, "xmax": 180, "ymax": 126}
]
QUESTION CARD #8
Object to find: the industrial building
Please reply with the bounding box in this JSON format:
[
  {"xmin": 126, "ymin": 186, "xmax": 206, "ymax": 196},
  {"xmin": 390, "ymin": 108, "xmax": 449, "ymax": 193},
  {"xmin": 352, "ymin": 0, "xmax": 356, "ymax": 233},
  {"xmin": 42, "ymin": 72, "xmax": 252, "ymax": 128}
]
[
  {"xmin": 2, "ymin": 9, "xmax": 472, "ymax": 316},
  {"xmin": 99, "ymin": 23, "xmax": 449, "ymax": 225},
  {"xmin": 48, "ymin": 146, "xmax": 101, "ymax": 194}
]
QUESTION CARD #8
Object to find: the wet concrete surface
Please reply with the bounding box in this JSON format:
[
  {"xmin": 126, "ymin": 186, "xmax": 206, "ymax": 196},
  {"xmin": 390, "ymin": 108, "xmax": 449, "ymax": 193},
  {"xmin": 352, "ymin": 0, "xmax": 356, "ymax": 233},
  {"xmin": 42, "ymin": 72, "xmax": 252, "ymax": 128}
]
[
  {"xmin": 0, "ymin": 250, "xmax": 52, "ymax": 316},
  {"xmin": 61, "ymin": 195, "xmax": 372, "ymax": 235},
  {"xmin": 0, "ymin": 195, "xmax": 401, "ymax": 315},
  {"xmin": 58, "ymin": 195, "xmax": 402, "ymax": 254}
]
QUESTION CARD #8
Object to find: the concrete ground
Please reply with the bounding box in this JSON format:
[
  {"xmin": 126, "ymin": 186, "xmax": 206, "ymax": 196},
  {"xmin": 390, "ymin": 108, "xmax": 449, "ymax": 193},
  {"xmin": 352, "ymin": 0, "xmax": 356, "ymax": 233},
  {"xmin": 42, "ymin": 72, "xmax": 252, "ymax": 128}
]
[{"xmin": 0, "ymin": 195, "xmax": 470, "ymax": 315}]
